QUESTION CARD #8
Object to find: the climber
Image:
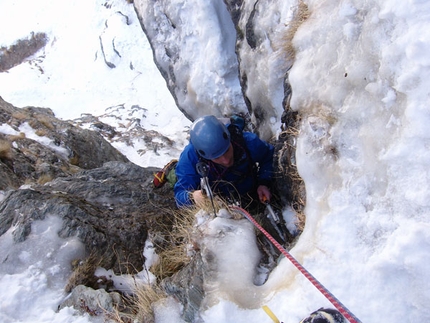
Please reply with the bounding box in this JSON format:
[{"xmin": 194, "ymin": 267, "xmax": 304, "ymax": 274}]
[{"xmin": 174, "ymin": 115, "xmax": 274, "ymax": 210}]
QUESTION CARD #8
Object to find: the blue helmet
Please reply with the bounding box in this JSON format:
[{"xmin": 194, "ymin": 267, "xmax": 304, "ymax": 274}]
[{"xmin": 190, "ymin": 115, "xmax": 231, "ymax": 159}]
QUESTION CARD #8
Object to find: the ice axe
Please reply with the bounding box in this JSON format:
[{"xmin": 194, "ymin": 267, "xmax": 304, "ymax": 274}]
[
  {"xmin": 196, "ymin": 161, "xmax": 217, "ymax": 216},
  {"xmin": 262, "ymin": 195, "xmax": 290, "ymax": 244},
  {"xmin": 262, "ymin": 195, "xmax": 280, "ymax": 223}
]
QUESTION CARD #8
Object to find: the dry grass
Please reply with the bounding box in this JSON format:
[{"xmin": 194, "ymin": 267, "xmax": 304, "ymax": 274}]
[
  {"xmin": 65, "ymin": 253, "xmax": 103, "ymax": 293},
  {"xmin": 0, "ymin": 139, "xmax": 12, "ymax": 160},
  {"xmin": 150, "ymin": 198, "xmax": 230, "ymax": 279},
  {"xmin": 281, "ymin": 0, "xmax": 310, "ymax": 62},
  {"xmin": 28, "ymin": 118, "xmax": 55, "ymax": 133},
  {"xmin": 151, "ymin": 244, "xmax": 190, "ymax": 280},
  {"xmin": 8, "ymin": 132, "xmax": 26, "ymax": 141},
  {"xmin": 35, "ymin": 128, "xmax": 49, "ymax": 137},
  {"xmin": 11, "ymin": 111, "xmax": 28, "ymax": 121},
  {"xmin": 149, "ymin": 205, "xmax": 199, "ymax": 280},
  {"xmin": 277, "ymin": 109, "xmax": 307, "ymax": 233},
  {"xmin": 131, "ymin": 282, "xmax": 166, "ymax": 323},
  {"xmin": 293, "ymin": 200, "xmax": 306, "ymax": 232},
  {"xmin": 37, "ymin": 173, "xmax": 55, "ymax": 185},
  {"xmin": 36, "ymin": 115, "xmax": 55, "ymax": 130},
  {"xmin": 102, "ymin": 309, "xmax": 134, "ymax": 323},
  {"xmin": 69, "ymin": 154, "xmax": 80, "ymax": 166},
  {"xmin": 60, "ymin": 164, "xmax": 82, "ymax": 174},
  {"xmin": 100, "ymin": 282, "xmax": 166, "ymax": 323},
  {"xmin": 130, "ymin": 201, "xmax": 230, "ymax": 322}
]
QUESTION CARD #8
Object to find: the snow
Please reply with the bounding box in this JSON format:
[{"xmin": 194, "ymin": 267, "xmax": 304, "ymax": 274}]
[
  {"xmin": 1, "ymin": 0, "xmax": 430, "ymax": 323},
  {"xmin": 135, "ymin": 0, "xmax": 248, "ymax": 120},
  {"xmin": 0, "ymin": 216, "xmax": 87, "ymax": 322}
]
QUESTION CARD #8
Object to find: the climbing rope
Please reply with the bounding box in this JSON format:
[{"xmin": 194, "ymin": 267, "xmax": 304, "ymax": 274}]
[{"xmin": 231, "ymin": 206, "xmax": 362, "ymax": 323}]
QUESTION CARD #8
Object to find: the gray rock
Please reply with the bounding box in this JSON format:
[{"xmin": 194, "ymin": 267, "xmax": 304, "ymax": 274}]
[
  {"xmin": 0, "ymin": 99, "xmax": 183, "ymax": 308},
  {"xmin": 0, "ymin": 32, "xmax": 48, "ymax": 72},
  {"xmin": 58, "ymin": 284, "xmax": 122, "ymax": 316},
  {"xmin": 0, "ymin": 96, "xmax": 129, "ymax": 190},
  {"xmin": 162, "ymin": 253, "xmax": 205, "ymax": 322},
  {"xmin": 0, "ymin": 160, "xmax": 176, "ymax": 277}
]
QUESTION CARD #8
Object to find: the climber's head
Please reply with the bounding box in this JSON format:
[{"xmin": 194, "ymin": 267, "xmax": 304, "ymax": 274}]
[{"xmin": 190, "ymin": 115, "xmax": 233, "ymax": 166}]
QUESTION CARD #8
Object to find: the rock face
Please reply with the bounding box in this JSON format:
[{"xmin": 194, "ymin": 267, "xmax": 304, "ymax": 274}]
[
  {"xmin": 0, "ymin": 97, "xmax": 177, "ymax": 285},
  {"xmin": 133, "ymin": 0, "xmax": 247, "ymax": 123},
  {"xmin": 223, "ymin": 0, "xmax": 300, "ymax": 140},
  {"xmin": 0, "ymin": 90, "xmax": 302, "ymax": 322},
  {"xmin": 0, "ymin": 0, "xmax": 310, "ymax": 318},
  {"xmin": 0, "ymin": 97, "xmax": 129, "ymax": 190},
  {"xmin": 0, "ymin": 32, "xmax": 48, "ymax": 72},
  {"xmin": 133, "ymin": 0, "xmax": 301, "ymax": 140},
  {"xmin": 58, "ymin": 285, "xmax": 123, "ymax": 316},
  {"xmin": 0, "ymin": 161, "xmax": 176, "ymax": 275}
]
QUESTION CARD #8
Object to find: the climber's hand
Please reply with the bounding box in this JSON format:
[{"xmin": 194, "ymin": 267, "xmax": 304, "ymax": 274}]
[
  {"xmin": 191, "ymin": 190, "xmax": 206, "ymax": 208},
  {"xmin": 257, "ymin": 185, "xmax": 271, "ymax": 203}
]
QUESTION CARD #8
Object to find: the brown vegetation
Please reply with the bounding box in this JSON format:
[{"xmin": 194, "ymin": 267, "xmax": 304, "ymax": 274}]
[
  {"xmin": 65, "ymin": 253, "xmax": 104, "ymax": 293},
  {"xmin": 281, "ymin": 0, "xmax": 310, "ymax": 62},
  {"xmin": 0, "ymin": 139, "xmax": 12, "ymax": 160}
]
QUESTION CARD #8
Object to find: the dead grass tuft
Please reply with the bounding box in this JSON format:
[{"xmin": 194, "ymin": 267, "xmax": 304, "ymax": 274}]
[
  {"xmin": 150, "ymin": 199, "xmax": 229, "ymax": 280},
  {"xmin": 149, "ymin": 206, "xmax": 197, "ymax": 280},
  {"xmin": 37, "ymin": 173, "xmax": 55, "ymax": 185},
  {"xmin": 277, "ymin": 109, "xmax": 307, "ymax": 232},
  {"xmin": 281, "ymin": 0, "xmax": 310, "ymax": 62},
  {"xmin": 8, "ymin": 132, "xmax": 26, "ymax": 141},
  {"xmin": 35, "ymin": 128, "xmax": 49, "ymax": 137},
  {"xmin": 60, "ymin": 164, "xmax": 82, "ymax": 174},
  {"xmin": 65, "ymin": 253, "xmax": 103, "ymax": 293},
  {"xmin": 132, "ymin": 282, "xmax": 166, "ymax": 323},
  {"xmin": 0, "ymin": 139, "xmax": 12, "ymax": 160},
  {"xmin": 131, "ymin": 201, "xmax": 229, "ymax": 322},
  {"xmin": 11, "ymin": 111, "xmax": 28, "ymax": 121},
  {"xmin": 100, "ymin": 281, "xmax": 165, "ymax": 323},
  {"xmin": 36, "ymin": 115, "xmax": 56, "ymax": 130},
  {"xmin": 151, "ymin": 244, "xmax": 190, "ymax": 280},
  {"xmin": 69, "ymin": 154, "xmax": 80, "ymax": 166}
]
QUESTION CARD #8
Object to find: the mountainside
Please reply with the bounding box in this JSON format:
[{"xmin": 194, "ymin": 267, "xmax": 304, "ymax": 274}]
[
  {"xmin": 1, "ymin": 0, "xmax": 429, "ymax": 322},
  {"xmin": 0, "ymin": 94, "xmax": 299, "ymax": 322},
  {"xmin": 0, "ymin": 0, "xmax": 305, "ymax": 308}
]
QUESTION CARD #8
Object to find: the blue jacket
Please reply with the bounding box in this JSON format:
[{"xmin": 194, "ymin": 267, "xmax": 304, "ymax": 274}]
[{"xmin": 174, "ymin": 130, "xmax": 274, "ymax": 207}]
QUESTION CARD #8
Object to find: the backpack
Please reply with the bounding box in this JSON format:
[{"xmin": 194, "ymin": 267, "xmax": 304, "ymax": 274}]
[{"xmin": 152, "ymin": 159, "xmax": 178, "ymax": 188}]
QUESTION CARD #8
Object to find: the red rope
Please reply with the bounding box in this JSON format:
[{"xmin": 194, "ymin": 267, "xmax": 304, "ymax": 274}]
[{"xmin": 231, "ymin": 206, "xmax": 362, "ymax": 323}]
